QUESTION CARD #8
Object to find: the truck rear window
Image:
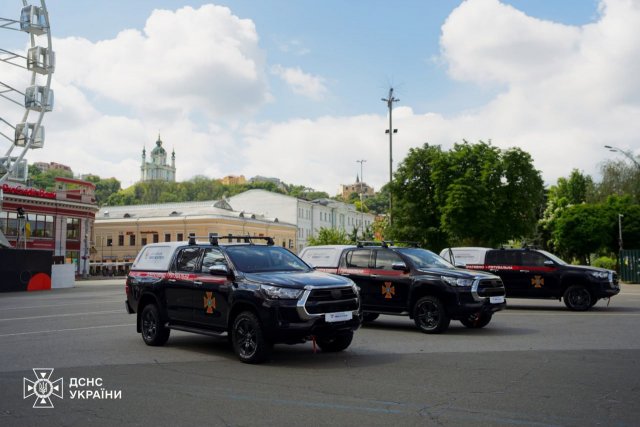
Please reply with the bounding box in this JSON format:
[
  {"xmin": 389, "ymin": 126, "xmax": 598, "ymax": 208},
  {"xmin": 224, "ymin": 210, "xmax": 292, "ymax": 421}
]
[{"xmin": 132, "ymin": 245, "xmax": 173, "ymax": 271}]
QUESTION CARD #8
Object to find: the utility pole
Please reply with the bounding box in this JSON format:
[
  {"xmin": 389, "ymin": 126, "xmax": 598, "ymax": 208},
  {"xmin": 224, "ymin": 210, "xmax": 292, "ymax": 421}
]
[
  {"xmin": 382, "ymin": 88, "xmax": 399, "ymax": 225},
  {"xmin": 356, "ymin": 159, "xmax": 366, "ymax": 237}
]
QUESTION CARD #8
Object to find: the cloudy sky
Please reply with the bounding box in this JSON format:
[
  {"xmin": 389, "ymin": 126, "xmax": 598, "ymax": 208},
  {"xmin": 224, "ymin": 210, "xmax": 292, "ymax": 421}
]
[{"xmin": 1, "ymin": 0, "xmax": 639, "ymax": 194}]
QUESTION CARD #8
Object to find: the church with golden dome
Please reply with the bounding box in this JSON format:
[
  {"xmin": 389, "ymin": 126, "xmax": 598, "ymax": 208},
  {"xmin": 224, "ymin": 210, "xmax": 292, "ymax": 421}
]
[{"xmin": 140, "ymin": 134, "xmax": 176, "ymax": 182}]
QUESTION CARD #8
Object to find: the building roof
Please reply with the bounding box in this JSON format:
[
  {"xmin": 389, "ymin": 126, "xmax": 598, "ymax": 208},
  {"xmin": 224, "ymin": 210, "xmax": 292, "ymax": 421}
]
[
  {"xmin": 150, "ymin": 135, "xmax": 166, "ymax": 156},
  {"xmin": 96, "ymin": 199, "xmax": 286, "ymax": 225}
]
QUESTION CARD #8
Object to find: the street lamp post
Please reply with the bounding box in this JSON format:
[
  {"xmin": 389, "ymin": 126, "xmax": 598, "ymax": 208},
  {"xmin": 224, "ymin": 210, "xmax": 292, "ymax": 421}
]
[
  {"xmin": 382, "ymin": 88, "xmax": 399, "ymax": 225},
  {"xmin": 618, "ymin": 213, "xmax": 624, "ymax": 252},
  {"xmin": 604, "ymin": 145, "xmax": 640, "ymax": 169},
  {"xmin": 356, "ymin": 159, "xmax": 366, "ymax": 237}
]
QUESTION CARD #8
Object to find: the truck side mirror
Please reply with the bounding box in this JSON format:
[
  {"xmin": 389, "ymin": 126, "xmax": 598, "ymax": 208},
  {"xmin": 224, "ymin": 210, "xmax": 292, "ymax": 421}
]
[
  {"xmin": 392, "ymin": 262, "xmax": 408, "ymax": 272},
  {"xmin": 209, "ymin": 264, "xmax": 230, "ymax": 276}
]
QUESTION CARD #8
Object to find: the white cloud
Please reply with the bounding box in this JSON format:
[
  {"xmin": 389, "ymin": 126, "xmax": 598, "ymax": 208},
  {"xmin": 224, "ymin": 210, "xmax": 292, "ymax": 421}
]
[
  {"xmin": 432, "ymin": 0, "xmax": 640, "ymax": 184},
  {"xmin": 6, "ymin": 0, "xmax": 640, "ymax": 197},
  {"xmin": 54, "ymin": 4, "xmax": 270, "ymax": 118},
  {"xmin": 271, "ymin": 65, "xmax": 328, "ymax": 100}
]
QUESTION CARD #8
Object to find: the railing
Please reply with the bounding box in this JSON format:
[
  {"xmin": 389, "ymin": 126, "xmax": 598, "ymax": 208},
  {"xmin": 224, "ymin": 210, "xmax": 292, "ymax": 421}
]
[{"xmin": 620, "ymin": 250, "xmax": 640, "ymax": 284}]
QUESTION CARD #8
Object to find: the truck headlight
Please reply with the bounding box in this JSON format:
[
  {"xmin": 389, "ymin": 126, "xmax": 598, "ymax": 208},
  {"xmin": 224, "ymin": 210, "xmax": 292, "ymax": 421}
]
[
  {"xmin": 441, "ymin": 276, "xmax": 473, "ymax": 287},
  {"xmin": 261, "ymin": 284, "xmax": 304, "ymax": 299},
  {"xmin": 590, "ymin": 271, "xmax": 609, "ymax": 280}
]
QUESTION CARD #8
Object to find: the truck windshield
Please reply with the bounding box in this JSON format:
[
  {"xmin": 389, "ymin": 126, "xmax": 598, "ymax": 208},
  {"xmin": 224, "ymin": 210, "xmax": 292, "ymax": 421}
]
[
  {"xmin": 538, "ymin": 250, "xmax": 568, "ymax": 265},
  {"xmin": 224, "ymin": 245, "xmax": 311, "ymax": 273},
  {"xmin": 397, "ymin": 248, "xmax": 456, "ymax": 270}
]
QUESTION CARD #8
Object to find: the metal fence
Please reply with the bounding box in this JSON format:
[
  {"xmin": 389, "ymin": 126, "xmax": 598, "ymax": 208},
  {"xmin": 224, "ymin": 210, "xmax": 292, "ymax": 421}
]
[{"xmin": 620, "ymin": 250, "xmax": 640, "ymax": 283}]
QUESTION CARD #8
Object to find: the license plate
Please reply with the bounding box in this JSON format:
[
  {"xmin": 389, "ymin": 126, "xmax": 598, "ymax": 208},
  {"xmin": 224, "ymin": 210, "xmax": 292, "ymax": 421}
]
[
  {"xmin": 490, "ymin": 296, "xmax": 505, "ymax": 304},
  {"xmin": 325, "ymin": 311, "xmax": 353, "ymax": 323}
]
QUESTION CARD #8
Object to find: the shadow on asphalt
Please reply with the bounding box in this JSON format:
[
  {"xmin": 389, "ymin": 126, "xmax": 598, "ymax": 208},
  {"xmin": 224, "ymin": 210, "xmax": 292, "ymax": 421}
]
[
  {"xmin": 361, "ymin": 318, "xmax": 539, "ymax": 337},
  {"xmin": 158, "ymin": 332, "xmax": 399, "ymax": 368},
  {"xmin": 505, "ymin": 303, "xmax": 640, "ymax": 313}
]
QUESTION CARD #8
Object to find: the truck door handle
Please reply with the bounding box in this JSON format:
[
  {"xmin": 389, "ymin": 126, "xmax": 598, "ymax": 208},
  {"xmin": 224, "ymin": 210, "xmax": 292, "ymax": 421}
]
[
  {"xmin": 520, "ymin": 270, "xmax": 529, "ymax": 273},
  {"xmin": 370, "ymin": 274, "xmax": 378, "ymax": 278},
  {"xmin": 194, "ymin": 281, "xmax": 203, "ymax": 287},
  {"xmin": 168, "ymin": 279, "xmax": 176, "ymax": 283}
]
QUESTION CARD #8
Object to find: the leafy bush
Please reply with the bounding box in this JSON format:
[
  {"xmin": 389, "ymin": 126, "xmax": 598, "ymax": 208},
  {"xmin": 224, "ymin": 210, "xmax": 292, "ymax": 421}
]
[{"xmin": 592, "ymin": 256, "xmax": 617, "ymax": 270}]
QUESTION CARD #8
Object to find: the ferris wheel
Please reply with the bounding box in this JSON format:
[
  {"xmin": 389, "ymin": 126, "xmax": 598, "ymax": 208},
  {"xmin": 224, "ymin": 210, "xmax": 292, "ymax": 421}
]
[{"xmin": 0, "ymin": 0, "xmax": 54, "ymax": 186}]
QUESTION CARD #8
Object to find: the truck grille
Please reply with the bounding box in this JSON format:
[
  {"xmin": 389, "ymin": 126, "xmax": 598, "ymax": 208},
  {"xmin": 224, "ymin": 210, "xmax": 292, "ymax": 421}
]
[
  {"xmin": 305, "ymin": 287, "xmax": 359, "ymax": 314},
  {"xmin": 477, "ymin": 279, "xmax": 506, "ymax": 297}
]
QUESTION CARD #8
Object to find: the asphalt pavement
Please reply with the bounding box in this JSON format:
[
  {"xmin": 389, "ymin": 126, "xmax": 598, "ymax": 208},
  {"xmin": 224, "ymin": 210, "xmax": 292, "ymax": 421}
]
[{"xmin": 1, "ymin": 279, "xmax": 639, "ymax": 426}]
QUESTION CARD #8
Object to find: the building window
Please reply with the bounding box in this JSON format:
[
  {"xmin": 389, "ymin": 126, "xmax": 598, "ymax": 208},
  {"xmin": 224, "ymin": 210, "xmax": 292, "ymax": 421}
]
[
  {"xmin": 30, "ymin": 214, "xmax": 54, "ymax": 238},
  {"xmin": 153, "ymin": 234, "xmax": 159, "ymax": 243},
  {"xmin": 177, "ymin": 233, "xmax": 183, "ymax": 241},
  {"xmin": 129, "ymin": 235, "xmax": 135, "ymax": 246},
  {"xmin": 66, "ymin": 218, "xmax": 80, "ymax": 239},
  {"xmin": 141, "ymin": 237, "xmax": 147, "ymax": 246},
  {"xmin": 106, "ymin": 237, "xmax": 113, "ymax": 247},
  {"xmin": 4, "ymin": 212, "xmax": 18, "ymax": 236},
  {"xmin": 164, "ymin": 233, "xmax": 171, "ymax": 242},
  {"xmin": 118, "ymin": 235, "xmax": 124, "ymax": 246}
]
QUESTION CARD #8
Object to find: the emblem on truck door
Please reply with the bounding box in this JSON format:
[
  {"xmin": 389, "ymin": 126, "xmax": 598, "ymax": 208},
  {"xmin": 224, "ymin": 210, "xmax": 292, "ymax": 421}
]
[
  {"xmin": 382, "ymin": 282, "xmax": 395, "ymax": 299},
  {"xmin": 531, "ymin": 275, "xmax": 544, "ymax": 288},
  {"xmin": 204, "ymin": 292, "xmax": 217, "ymax": 313}
]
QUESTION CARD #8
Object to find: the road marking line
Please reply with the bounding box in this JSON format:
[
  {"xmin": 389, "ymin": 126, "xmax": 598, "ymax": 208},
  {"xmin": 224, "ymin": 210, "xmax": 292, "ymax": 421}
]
[
  {"xmin": 502, "ymin": 311, "xmax": 640, "ymax": 316},
  {"xmin": 0, "ymin": 309, "xmax": 123, "ymax": 322},
  {"xmin": 0, "ymin": 323, "xmax": 135, "ymax": 337},
  {"xmin": 0, "ymin": 300, "xmax": 123, "ymax": 311}
]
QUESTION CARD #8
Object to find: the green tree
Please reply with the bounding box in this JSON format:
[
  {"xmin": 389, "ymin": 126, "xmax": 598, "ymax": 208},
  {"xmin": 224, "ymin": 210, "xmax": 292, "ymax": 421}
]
[
  {"xmin": 552, "ymin": 203, "xmax": 610, "ymax": 264},
  {"xmin": 83, "ymin": 174, "xmax": 121, "ymax": 206},
  {"xmin": 388, "ymin": 144, "xmax": 449, "ymax": 249},
  {"xmin": 596, "ymin": 158, "xmax": 640, "ymax": 203},
  {"xmin": 306, "ymin": 227, "xmax": 351, "ymax": 245},
  {"xmin": 389, "ymin": 141, "xmax": 543, "ymax": 250},
  {"xmin": 539, "ymin": 170, "xmax": 596, "ymax": 252},
  {"xmin": 28, "ymin": 166, "xmax": 73, "ymax": 191},
  {"xmin": 601, "ymin": 195, "xmax": 640, "ymax": 252},
  {"xmin": 364, "ymin": 184, "xmax": 390, "ymax": 215}
]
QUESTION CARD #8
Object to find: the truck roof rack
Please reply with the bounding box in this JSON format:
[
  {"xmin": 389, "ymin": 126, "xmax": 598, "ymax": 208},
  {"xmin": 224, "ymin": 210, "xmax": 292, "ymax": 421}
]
[
  {"xmin": 188, "ymin": 233, "xmax": 274, "ymax": 246},
  {"xmin": 356, "ymin": 240, "xmax": 420, "ymax": 248}
]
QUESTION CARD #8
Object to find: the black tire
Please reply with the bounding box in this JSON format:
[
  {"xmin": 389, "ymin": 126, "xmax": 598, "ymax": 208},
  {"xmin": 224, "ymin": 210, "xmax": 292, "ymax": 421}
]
[
  {"xmin": 413, "ymin": 296, "xmax": 450, "ymax": 334},
  {"xmin": 460, "ymin": 312, "xmax": 492, "ymax": 329},
  {"xmin": 141, "ymin": 304, "xmax": 170, "ymax": 346},
  {"xmin": 315, "ymin": 331, "xmax": 354, "ymax": 352},
  {"xmin": 362, "ymin": 312, "xmax": 379, "ymax": 323},
  {"xmin": 232, "ymin": 311, "xmax": 272, "ymax": 364},
  {"xmin": 563, "ymin": 285, "xmax": 592, "ymax": 311}
]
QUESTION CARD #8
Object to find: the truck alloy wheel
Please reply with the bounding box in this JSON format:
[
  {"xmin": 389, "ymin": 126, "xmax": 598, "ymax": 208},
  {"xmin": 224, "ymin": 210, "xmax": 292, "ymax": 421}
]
[
  {"xmin": 232, "ymin": 311, "xmax": 272, "ymax": 364},
  {"xmin": 413, "ymin": 296, "xmax": 450, "ymax": 334},
  {"xmin": 141, "ymin": 304, "xmax": 170, "ymax": 346},
  {"xmin": 563, "ymin": 285, "xmax": 592, "ymax": 311}
]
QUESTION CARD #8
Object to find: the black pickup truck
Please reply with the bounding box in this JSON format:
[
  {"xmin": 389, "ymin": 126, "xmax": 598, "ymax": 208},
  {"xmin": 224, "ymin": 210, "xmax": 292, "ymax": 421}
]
[
  {"xmin": 443, "ymin": 247, "xmax": 621, "ymax": 311},
  {"xmin": 125, "ymin": 235, "xmax": 361, "ymax": 363},
  {"xmin": 299, "ymin": 243, "xmax": 506, "ymax": 333}
]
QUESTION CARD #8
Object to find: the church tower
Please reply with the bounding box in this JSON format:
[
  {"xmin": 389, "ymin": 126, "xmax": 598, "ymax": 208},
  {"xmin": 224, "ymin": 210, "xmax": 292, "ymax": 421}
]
[{"xmin": 140, "ymin": 134, "xmax": 176, "ymax": 182}]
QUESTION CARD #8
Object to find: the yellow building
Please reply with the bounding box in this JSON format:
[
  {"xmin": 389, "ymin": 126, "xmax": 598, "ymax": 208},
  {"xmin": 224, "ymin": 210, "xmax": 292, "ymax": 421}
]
[
  {"xmin": 219, "ymin": 175, "xmax": 246, "ymax": 186},
  {"xmin": 92, "ymin": 199, "xmax": 296, "ymax": 275},
  {"xmin": 340, "ymin": 175, "xmax": 375, "ymax": 200}
]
